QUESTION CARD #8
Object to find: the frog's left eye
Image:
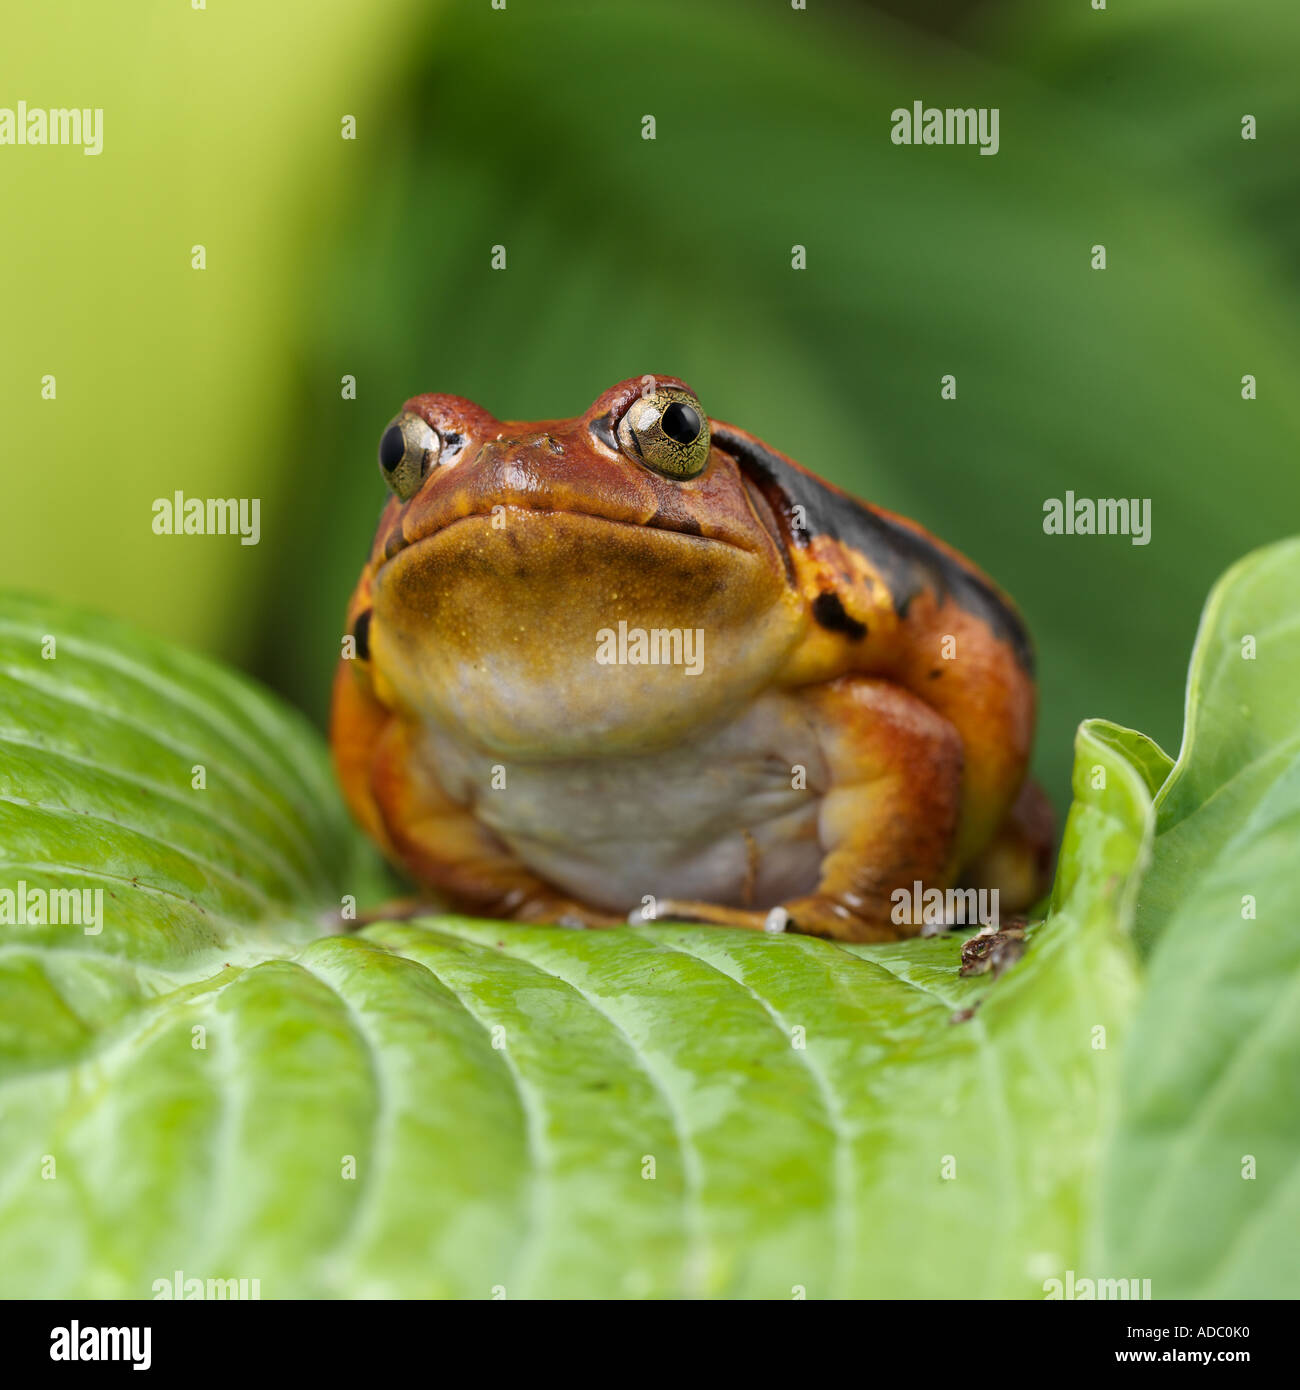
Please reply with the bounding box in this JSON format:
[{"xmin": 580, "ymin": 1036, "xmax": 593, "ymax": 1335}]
[
  {"xmin": 378, "ymin": 412, "xmax": 441, "ymax": 500},
  {"xmin": 616, "ymin": 387, "xmax": 710, "ymax": 480}
]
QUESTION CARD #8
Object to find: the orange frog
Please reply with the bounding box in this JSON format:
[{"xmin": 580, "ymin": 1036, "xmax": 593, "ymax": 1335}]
[{"xmin": 330, "ymin": 376, "xmax": 1052, "ymax": 939}]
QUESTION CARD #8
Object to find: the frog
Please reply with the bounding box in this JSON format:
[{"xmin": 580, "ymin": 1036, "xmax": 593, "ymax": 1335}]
[{"xmin": 330, "ymin": 375, "xmax": 1053, "ymax": 941}]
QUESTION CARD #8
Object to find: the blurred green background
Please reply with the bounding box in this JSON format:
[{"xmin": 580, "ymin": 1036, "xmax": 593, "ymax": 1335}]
[{"xmin": 2, "ymin": 0, "xmax": 1297, "ymax": 818}]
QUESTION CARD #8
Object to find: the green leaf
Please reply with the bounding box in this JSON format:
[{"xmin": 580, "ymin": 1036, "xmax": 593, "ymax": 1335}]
[
  {"xmin": 1083, "ymin": 720, "xmax": 1175, "ymax": 803},
  {"xmin": 1136, "ymin": 539, "xmax": 1300, "ymax": 954},
  {"xmin": 0, "ymin": 596, "xmax": 366, "ymax": 974},
  {"xmin": 0, "ymin": 592, "xmax": 1144, "ymax": 1298},
  {"xmin": 1097, "ymin": 538, "xmax": 1300, "ymax": 1295}
]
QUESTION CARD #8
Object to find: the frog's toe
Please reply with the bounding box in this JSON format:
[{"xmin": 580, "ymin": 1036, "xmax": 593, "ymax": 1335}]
[
  {"xmin": 777, "ymin": 893, "xmax": 912, "ymax": 943},
  {"xmin": 554, "ymin": 912, "xmax": 596, "ymax": 930},
  {"xmin": 631, "ymin": 898, "xmax": 790, "ymax": 933}
]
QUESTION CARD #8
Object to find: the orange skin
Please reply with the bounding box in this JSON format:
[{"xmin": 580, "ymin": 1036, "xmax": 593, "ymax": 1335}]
[{"xmin": 331, "ymin": 376, "xmax": 1052, "ymax": 940}]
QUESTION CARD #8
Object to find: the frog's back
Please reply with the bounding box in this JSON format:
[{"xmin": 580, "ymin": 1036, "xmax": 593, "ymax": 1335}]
[
  {"xmin": 713, "ymin": 421, "xmax": 1033, "ymax": 673},
  {"xmin": 713, "ymin": 420, "xmax": 1036, "ymax": 859}
]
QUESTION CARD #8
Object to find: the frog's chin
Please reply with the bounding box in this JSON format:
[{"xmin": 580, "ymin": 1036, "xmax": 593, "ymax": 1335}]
[{"xmin": 369, "ymin": 509, "xmax": 804, "ymax": 758}]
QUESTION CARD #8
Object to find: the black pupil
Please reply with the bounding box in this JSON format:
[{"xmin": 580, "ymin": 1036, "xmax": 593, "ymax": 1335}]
[
  {"xmin": 660, "ymin": 401, "xmax": 701, "ymax": 445},
  {"xmin": 379, "ymin": 424, "xmax": 406, "ymax": 472}
]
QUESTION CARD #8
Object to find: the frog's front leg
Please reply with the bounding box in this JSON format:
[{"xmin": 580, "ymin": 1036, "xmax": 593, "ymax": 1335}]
[
  {"xmin": 333, "ymin": 670, "xmax": 622, "ymax": 928},
  {"xmin": 374, "ymin": 727, "xmax": 624, "ymax": 927},
  {"xmin": 642, "ymin": 676, "xmax": 965, "ymax": 942}
]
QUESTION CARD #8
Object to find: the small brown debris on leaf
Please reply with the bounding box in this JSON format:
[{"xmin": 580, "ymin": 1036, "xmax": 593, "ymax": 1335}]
[{"xmin": 959, "ymin": 921, "xmax": 1028, "ymax": 979}]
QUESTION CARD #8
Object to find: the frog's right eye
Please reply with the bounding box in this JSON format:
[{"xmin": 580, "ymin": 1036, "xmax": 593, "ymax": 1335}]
[{"xmin": 378, "ymin": 412, "xmax": 441, "ymax": 500}]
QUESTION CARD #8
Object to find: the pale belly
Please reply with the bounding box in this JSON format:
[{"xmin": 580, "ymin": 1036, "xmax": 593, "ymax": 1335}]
[{"xmin": 418, "ymin": 690, "xmax": 829, "ymax": 914}]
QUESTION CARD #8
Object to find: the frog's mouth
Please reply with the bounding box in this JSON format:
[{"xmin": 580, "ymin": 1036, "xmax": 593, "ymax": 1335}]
[{"xmin": 376, "ymin": 504, "xmax": 754, "ymax": 572}]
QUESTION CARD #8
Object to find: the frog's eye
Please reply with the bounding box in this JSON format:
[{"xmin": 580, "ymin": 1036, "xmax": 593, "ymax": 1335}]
[
  {"xmin": 378, "ymin": 412, "xmax": 441, "ymax": 500},
  {"xmin": 616, "ymin": 387, "xmax": 710, "ymax": 480}
]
